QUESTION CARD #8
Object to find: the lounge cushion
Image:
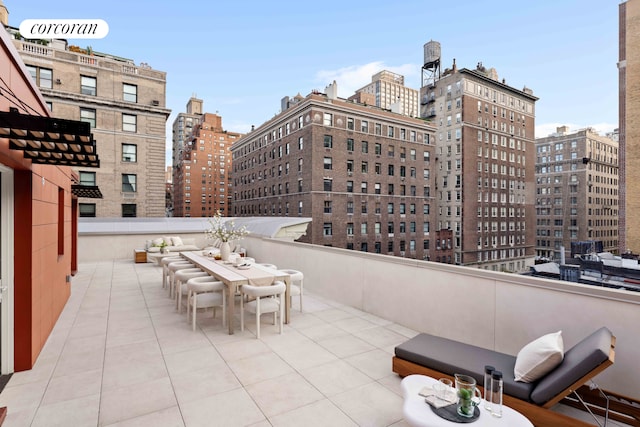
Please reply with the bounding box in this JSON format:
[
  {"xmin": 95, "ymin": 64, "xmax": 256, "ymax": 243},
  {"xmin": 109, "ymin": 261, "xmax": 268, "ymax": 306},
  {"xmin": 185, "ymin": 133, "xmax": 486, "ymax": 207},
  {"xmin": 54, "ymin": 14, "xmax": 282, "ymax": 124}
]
[
  {"xmin": 530, "ymin": 327, "xmax": 613, "ymax": 405},
  {"xmin": 395, "ymin": 333, "xmax": 535, "ymax": 401},
  {"xmin": 514, "ymin": 331, "xmax": 564, "ymax": 383}
]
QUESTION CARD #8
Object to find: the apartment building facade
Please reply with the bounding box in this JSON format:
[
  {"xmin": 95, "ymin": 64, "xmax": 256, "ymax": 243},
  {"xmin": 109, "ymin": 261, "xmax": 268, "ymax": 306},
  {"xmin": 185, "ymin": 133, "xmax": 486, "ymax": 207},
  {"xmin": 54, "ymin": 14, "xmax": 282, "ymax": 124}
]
[
  {"xmin": 172, "ymin": 111, "xmax": 241, "ymax": 217},
  {"xmin": 231, "ymin": 86, "xmax": 438, "ymax": 260},
  {"xmin": 354, "ymin": 70, "xmax": 420, "ymax": 117},
  {"xmin": 420, "ymin": 63, "xmax": 537, "ymax": 272},
  {"xmin": 11, "ymin": 32, "xmax": 170, "ymax": 217},
  {"xmin": 619, "ymin": 0, "xmax": 640, "ymax": 253},
  {"xmin": 535, "ymin": 127, "xmax": 619, "ymax": 259}
]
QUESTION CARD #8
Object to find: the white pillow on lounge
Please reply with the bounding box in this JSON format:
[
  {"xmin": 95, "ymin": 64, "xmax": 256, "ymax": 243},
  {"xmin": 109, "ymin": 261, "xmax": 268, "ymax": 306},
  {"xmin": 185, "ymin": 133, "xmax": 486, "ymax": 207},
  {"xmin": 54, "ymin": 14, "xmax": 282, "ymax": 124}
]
[
  {"xmin": 514, "ymin": 331, "xmax": 564, "ymax": 383},
  {"xmin": 171, "ymin": 236, "xmax": 183, "ymax": 246},
  {"xmin": 152, "ymin": 238, "xmax": 164, "ymax": 246}
]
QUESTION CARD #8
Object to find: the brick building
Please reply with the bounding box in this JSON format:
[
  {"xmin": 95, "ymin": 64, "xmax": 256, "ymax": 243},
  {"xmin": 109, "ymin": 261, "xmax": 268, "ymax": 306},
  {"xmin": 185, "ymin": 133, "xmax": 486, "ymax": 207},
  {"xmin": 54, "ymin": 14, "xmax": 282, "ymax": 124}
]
[
  {"xmin": 231, "ymin": 84, "xmax": 437, "ymax": 260},
  {"xmin": 420, "ymin": 61, "xmax": 537, "ymax": 272},
  {"xmin": 172, "ymin": 109, "xmax": 241, "ymax": 217},
  {"xmin": 354, "ymin": 70, "xmax": 420, "ymax": 118},
  {"xmin": 619, "ymin": 0, "xmax": 640, "ymax": 253},
  {"xmin": 535, "ymin": 126, "xmax": 619, "ymax": 260}
]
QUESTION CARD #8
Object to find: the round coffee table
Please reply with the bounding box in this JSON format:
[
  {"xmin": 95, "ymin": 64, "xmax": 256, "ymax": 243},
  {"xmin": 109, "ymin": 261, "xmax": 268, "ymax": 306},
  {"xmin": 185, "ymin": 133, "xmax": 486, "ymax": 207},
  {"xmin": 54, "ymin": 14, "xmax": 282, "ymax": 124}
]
[
  {"xmin": 147, "ymin": 251, "xmax": 176, "ymax": 265},
  {"xmin": 401, "ymin": 375, "xmax": 533, "ymax": 427}
]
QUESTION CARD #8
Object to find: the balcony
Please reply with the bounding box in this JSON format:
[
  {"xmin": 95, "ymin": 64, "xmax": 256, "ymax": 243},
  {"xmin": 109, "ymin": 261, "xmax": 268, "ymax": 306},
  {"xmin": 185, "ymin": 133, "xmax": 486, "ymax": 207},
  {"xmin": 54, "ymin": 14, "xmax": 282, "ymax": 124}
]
[{"xmin": 0, "ymin": 218, "xmax": 638, "ymax": 426}]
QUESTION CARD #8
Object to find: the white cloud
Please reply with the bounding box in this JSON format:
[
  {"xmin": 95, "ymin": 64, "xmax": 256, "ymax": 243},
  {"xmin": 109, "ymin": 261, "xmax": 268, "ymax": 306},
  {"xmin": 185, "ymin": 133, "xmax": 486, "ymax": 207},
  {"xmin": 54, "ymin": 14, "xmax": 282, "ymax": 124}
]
[
  {"xmin": 315, "ymin": 62, "xmax": 419, "ymax": 98},
  {"xmin": 535, "ymin": 122, "xmax": 618, "ymax": 139}
]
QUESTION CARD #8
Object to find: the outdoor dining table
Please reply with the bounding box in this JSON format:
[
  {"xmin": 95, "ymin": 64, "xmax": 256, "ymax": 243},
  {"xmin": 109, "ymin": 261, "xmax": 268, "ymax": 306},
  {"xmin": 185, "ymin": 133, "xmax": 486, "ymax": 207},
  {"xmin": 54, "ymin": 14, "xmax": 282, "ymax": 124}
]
[{"xmin": 180, "ymin": 251, "xmax": 291, "ymax": 335}]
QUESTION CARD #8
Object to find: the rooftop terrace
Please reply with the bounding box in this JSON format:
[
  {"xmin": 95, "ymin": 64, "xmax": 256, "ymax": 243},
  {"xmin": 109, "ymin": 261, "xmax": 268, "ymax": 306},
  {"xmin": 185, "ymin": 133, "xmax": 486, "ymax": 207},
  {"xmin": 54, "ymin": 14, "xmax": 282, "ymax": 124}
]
[{"xmin": 0, "ymin": 221, "xmax": 637, "ymax": 426}]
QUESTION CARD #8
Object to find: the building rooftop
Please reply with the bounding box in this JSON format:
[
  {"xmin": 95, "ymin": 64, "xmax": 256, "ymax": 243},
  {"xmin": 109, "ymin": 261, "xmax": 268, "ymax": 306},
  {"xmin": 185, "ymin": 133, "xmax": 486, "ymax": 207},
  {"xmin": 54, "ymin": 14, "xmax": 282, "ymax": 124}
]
[{"xmin": 0, "ymin": 258, "xmax": 626, "ymax": 426}]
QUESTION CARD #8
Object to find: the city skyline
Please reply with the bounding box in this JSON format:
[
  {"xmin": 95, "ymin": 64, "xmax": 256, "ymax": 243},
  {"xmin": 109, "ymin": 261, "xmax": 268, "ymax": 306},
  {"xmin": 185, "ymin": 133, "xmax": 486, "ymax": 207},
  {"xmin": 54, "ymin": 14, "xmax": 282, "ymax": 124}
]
[{"xmin": 5, "ymin": 0, "xmax": 620, "ymax": 166}]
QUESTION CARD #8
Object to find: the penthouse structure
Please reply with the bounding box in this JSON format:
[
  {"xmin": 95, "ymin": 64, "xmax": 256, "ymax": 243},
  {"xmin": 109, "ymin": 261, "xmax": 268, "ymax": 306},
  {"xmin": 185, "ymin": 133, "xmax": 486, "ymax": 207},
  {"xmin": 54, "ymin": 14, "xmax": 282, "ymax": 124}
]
[{"xmin": 231, "ymin": 83, "xmax": 438, "ymax": 260}]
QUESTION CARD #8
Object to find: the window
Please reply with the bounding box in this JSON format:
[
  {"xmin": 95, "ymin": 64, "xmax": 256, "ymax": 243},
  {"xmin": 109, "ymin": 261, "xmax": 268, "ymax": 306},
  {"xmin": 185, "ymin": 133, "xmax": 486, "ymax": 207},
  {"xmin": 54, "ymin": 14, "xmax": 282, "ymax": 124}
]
[
  {"xmin": 323, "ymin": 113, "xmax": 332, "ymax": 126},
  {"xmin": 122, "ymin": 174, "xmax": 137, "ymax": 192},
  {"xmin": 375, "ymin": 143, "xmax": 382, "ymax": 155},
  {"xmin": 79, "ymin": 203, "xmax": 96, "ymax": 217},
  {"xmin": 388, "ymin": 203, "xmax": 394, "ymax": 214},
  {"xmin": 324, "ymin": 201, "xmax": 332, "ymax": 213},
  {"xmin": 361, "ymin": 161, "xmax": 368, "ymax": 173},
  {"xmin": 81, "ymin": 75, "xmax": 96, "ymax": 96},
  {"xmin": 362, "ymin": 141, "xmax": 368, "ymax": 153},
  {"xmin": 323, "ymin": 157, "xmax": 332, "ymax": 169},
  {"xmin": 122, "ymin": 204, "xmax": 137, "ymax": 217},
  {"xmin": 122, "ymin": 144, "xmax": 137, "ymax": 162},
  {"xmin": 388, "ymin": 165, "xmax": 394, "ymax": 176},
  {"xmin": 123, "ymin": 83, "xmax": 137, "ymax": 102},
  {"xmin": 324, "ymin": 135, "xmax": 333, "ymax": 148},
  {"xmin": 323, "ymin": 222, "xmax": 333, "ymax": 236},
  {"xmin": 79, "ymin": 171, "xmax": 96, "ymax": 186},
  {"xmin": 323, "ymin": 179, "xmax": 332, "ymax": 191},
  {"xmin": 80, "ymin": 108, "xmax": 96, "ymax": 128},
  {"xmin": 26, "ymin": 65, "xmax": 53, "ymax": 88},
  {"xmin": 346, "ymin": 138, "xmax": 354, "ymax": 151},
  {"xmin": 123, "ymin": 114, "xmax": 137, "ymax": 132},
  {"xmin": 388, "ymin": 126, "xmax": 395, "ymax": 137},
  {"xmin": 347, "ymin": 117, "xmax": 354, "ymax": 130},
  {"xmin": 361, "ymin": 120, "xmax": 369, "ymax": 133},
  {"xmin": 347, "ymin": 160, "xmax": 354, "ymax": 173},
  {"xmin": 374, "ymin": 183, "xmax": 381, "ymax": 194},
  {"xmin": 361, "ymin": 182, "xmax": 368, "ymax": 193},
  {"xmin": 347, "ymin": 201, "xmax": 354, "ymax": 213},
  {"xmin": 361, "ymin": 223, "xmax": 368, "ymax": 235},
  {"xmin": 347, "ymin": 223, "xmax": 354, "ymax": 235}
]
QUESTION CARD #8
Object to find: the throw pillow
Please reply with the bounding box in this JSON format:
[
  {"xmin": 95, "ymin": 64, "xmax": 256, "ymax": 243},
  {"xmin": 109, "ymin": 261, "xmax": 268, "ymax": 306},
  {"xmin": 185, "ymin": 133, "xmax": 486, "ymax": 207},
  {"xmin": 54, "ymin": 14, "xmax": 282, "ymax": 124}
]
[
  {"xmin": 162, "ymin": 236, "xmax": 172, "ymax": 246},
  {"xmin": 171, "ymin": 236, "xmax": 184, "ymax": 246},
  {"xmin": 514, "ymin": 331, "xmax": 564, "ymax": 383},
  {"xmin": 152, "ymin": 237, "xmax": 164, "ymax": 247}
]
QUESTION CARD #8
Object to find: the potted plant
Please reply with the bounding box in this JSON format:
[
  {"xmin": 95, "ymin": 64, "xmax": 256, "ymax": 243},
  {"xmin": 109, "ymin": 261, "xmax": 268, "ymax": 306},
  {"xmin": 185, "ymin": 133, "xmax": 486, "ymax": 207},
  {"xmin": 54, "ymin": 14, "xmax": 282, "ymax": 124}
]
[{"xmin": 204, "ymin": 211, "xmax": 249, "ymax": 261}]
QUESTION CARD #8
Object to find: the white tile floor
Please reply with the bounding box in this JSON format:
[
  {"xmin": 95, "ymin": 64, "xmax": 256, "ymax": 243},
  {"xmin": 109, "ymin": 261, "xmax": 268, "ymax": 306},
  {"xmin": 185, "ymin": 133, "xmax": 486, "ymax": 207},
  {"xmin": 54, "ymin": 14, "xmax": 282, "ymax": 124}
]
[
  {"xmin": 0, "ymin": 260, "xmax": 624, "ymax": 427},
  {"xmin": 0, "ymin": 260, "xmax": 413, "ymax": 427}
]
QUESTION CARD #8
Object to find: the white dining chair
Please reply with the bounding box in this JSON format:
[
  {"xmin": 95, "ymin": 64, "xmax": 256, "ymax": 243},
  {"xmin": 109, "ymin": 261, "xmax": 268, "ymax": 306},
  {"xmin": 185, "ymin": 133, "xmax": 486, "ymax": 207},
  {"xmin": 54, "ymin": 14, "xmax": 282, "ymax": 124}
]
[
  {"xmin": 240, "ymin": 281, "xmax": 286, "ymax": 339},
  {"xmin": 278, "ymin": 269, "xmax": 304, "ymax": 312},
  {"xmin": 167, "ymin": 261, "xmax": 195, "ymax": 298},
  {"xmin": 174, "ymin": 268, "xmax": 209, "ymax": 313},
  {"xmin": 161, "ymin": 256, "xmax": 183, "ymax": 290},
  {"xmin": 186, "ymin": 276, "xmax": 226, "ymax": 331}
]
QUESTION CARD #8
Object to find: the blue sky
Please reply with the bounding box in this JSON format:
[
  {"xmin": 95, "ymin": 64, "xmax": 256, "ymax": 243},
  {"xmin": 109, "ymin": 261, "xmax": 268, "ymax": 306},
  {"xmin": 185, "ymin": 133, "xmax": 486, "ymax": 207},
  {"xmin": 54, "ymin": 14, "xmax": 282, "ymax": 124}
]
[{"xmin": 6, "ymin": 1, "xmax": 620, "ymax": 165}]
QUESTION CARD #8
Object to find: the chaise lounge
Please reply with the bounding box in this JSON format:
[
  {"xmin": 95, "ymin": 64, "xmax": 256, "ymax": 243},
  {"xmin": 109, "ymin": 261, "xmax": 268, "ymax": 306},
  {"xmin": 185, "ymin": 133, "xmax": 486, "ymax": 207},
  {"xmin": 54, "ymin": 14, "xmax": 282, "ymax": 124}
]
[{"xmin": 393, "ymin": 327, "xmax": 617, "ymax": 426}]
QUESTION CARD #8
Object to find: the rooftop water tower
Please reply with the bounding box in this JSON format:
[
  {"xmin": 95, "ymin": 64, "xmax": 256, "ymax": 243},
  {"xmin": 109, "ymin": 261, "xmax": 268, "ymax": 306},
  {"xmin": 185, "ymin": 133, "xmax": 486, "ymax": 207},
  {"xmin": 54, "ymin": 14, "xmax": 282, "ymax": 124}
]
[{"xmin": 422, "ymin": 40, "xmax": 441, "ymax": 88}]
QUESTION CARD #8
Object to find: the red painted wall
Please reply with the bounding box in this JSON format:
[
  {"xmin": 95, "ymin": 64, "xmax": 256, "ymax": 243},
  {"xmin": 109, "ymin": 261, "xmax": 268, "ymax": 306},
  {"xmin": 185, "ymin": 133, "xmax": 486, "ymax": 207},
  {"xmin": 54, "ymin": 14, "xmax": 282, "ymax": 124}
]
[{"xmin": 1, "ymin": 27, "xmax": 76, "ymax": 371}]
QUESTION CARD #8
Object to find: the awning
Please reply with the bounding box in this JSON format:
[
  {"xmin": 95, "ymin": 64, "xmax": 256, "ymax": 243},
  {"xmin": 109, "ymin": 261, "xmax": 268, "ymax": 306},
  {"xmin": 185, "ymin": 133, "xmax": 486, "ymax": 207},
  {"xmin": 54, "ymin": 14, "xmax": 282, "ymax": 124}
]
[
  {"xmin": 0, "ymin": 108, "xmax": 100, "ymax": 167},
  {"xmin": 71, "ymin": 184, "xmax": 103, "ymax": 198}
]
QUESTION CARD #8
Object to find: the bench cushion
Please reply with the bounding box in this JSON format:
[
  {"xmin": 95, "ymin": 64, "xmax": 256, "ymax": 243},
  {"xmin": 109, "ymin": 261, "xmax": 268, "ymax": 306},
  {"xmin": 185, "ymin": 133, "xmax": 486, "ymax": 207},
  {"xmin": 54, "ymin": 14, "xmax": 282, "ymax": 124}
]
[
  {"xmin": 530, "ymin": 327, "xmax": 613, "ymax": 405},
  {"xmin": 395, "ymin": 333, "xmax": 535, "ymax": 401}
]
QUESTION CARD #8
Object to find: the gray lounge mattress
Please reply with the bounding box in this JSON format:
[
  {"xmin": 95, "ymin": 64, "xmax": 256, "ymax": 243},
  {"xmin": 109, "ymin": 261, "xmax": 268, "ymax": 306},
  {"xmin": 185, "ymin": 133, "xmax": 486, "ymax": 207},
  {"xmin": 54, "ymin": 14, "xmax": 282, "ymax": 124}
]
[{"xmin": 395, "ymin": 333, "xmax": 535, "ymax": 401}]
